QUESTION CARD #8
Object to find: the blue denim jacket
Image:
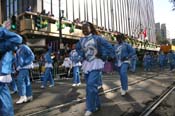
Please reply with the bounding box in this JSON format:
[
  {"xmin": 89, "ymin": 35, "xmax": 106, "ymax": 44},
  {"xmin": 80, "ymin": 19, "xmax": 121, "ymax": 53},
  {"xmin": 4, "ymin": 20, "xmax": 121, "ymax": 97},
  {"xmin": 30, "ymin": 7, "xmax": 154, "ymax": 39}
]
[
  {"xmin": 16, "ymin": 44, "xmax": 35, "ymax": 68},
  {"xmin": 0, "ymin": 27, "xmax": 22, "ymax": 75},
  {"xmin": 44, "ymin": 48, "xmax": 53, "ymax": 63},
  {"xmin": 76, "ymin": 35, "xmax": 115, "ymax": 61},
  {"xmin": 114, "ymin": 42, "xmax": 134, "ymax": 66},
  {"xmin": 167, "ymin": 52, "xmax": 175, "ymax": 64}
]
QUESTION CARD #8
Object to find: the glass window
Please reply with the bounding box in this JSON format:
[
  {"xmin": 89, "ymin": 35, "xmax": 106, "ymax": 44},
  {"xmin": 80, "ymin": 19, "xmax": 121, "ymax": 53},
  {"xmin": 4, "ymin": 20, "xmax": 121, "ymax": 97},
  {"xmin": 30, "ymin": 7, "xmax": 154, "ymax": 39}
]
[
  {"xmin": 73, "ymin": 0, "xmax": 80, "ymax": 21},
  {"xmin": 43, "ymin": 0, "xmax": 51, "ymax": 13},
  {"xmin": 10, "ymin": 0, "xmax": 13, "ymax": 16},
  {"xmin": 67, "ymin": 0, "xmax": 73, "ymax": 21},
  {"xmin": 79, "ymin": 0, "xmax": 85, "ymax": 22},
  {"xmin": 6, "ymin": 0, "xmax": 10, "ymax": 19},
  {"xmin": 14, "ymin": 0, "xmax": 17, "ymax": 15},
  {"xmin": 52, "ymin": 0, "xmax": 59, "ymax": 18}
]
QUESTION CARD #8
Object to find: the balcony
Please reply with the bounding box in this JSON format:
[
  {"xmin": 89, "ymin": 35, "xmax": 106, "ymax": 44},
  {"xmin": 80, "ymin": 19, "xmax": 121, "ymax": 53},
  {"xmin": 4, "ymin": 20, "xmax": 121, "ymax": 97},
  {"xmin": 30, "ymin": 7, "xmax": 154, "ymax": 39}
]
[{"xmin": 17, "ymin": 12, "xmax": 159, "ymax": 51}]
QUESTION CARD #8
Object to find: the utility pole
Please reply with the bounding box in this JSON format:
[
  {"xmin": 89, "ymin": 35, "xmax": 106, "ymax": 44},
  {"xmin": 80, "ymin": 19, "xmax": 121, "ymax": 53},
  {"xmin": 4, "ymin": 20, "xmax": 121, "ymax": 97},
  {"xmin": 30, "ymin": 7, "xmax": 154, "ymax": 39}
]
[
  {"xmin": 59, "ymin": 0, "xmax": 62, "ymax": 50},
  {"xmin": 126, "ymin": 0, "xmax": 131, "ymax": 37}
]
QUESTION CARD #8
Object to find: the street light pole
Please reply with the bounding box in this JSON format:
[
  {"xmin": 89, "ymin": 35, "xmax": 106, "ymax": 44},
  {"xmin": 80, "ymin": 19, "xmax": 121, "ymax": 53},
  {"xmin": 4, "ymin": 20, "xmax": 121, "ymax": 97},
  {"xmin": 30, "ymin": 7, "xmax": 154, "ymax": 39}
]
[
  {"xmin": 59, "ymin": 0, "xmax": 62, "ymax": 50},
  {"xmin": 126, "ymin": 0, "xmax": 131, "ymax": 37}
]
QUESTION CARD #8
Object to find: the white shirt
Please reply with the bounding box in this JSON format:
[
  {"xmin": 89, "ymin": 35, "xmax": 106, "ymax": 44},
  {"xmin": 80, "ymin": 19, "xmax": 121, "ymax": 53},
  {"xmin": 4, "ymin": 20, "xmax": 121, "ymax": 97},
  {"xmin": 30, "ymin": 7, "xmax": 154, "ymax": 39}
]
[{"xmin": 62, "ymin": 57, "xmax": 72, "ymax": 68}]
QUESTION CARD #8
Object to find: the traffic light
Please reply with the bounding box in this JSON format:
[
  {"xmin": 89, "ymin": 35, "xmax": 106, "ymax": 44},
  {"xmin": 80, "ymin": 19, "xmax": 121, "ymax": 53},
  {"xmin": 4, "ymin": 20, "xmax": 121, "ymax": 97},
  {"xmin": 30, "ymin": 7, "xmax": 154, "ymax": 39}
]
[{"xmin": 11, "ymin": 15, "xmax": 16, "ymax": 30}]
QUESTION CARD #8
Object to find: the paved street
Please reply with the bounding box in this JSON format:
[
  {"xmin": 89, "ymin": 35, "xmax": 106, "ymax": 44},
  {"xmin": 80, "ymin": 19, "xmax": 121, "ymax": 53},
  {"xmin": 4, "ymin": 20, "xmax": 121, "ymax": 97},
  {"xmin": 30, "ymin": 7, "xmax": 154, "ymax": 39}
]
[{"xmin": 13, "ymin": 68, "xmax": 175, "ymax": 116}]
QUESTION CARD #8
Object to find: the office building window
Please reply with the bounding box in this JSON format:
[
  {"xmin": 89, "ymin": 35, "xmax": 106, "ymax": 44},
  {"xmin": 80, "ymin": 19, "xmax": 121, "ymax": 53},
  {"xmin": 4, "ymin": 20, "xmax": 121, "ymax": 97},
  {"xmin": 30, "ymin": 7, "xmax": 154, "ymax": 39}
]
[
  {"xmin": 6, "ymin": 0, "xmax": 10, "ymax": 19},
  {"xmin": 52, "ymin": 0, "xmax": 59, "ymax": 18},
  {"xmin": 43, "ymin": 0, "xmax": 51, "ymax": 13},
  {"xmin": 14, "ymin": 0, "xmax": 17, "ymax": 15}
]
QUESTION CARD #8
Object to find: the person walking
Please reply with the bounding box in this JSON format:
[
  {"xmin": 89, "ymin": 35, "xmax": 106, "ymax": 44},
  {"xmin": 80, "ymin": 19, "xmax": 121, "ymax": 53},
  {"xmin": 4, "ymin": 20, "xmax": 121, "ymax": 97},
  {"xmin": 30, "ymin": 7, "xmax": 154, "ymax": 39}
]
[
  {"xmin": 167, "ymin": 50, "xmax": 175, "ymax": 71},
  {"xmin": 143, "ymin": 52, "xmax": 152, "ymax": 71},
  {"xmin": 9, "ymin": 55, "xmax": 18, "ymax": 94},
  {"xmin": 69, "ymin": 44, "xmax": 81, "ymax": 86},
  {"xmin": 158, "ymin": 51, "xmax": 165, "ymax": 71},
  {"xmin": 0, "ymin": 27, "xmax": 22, "ymax": 116},
  {"xmin": 76, "ymin": 22, "xmax": 114, "ymax": 116},
  {"xmin": 114, "ymin": 34, "xmax": 134, "ymax": 96},
  {"xmin": 41, "ymin": 46, "xmax": 54, "ymax": 88},
  {"xmin": 130, "ymin": 48, "xmax": 138, "ymax": 73},
  {"xmin": 16, "ymin": 36, "xmax": 35, "ymax": 104}
]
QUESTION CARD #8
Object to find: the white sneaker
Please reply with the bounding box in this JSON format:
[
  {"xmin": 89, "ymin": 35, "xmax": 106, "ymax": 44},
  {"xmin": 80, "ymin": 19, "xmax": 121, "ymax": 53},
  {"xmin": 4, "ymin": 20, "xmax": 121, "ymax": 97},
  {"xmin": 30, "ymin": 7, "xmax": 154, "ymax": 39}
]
[
  {"xmin": 40, "ymin": 85, "xmax": 45, "ymax": 89},
  {"xmin": 84, "ymin": 111, "xmax": 92, "ymax": 116},
  {"xmin": 121, "ymin": 89, "xmax": 127, "ymax": 96},
  {"xmin": 76, "ymin": 83, "xmax": 81, "ymax": 86},
  {"xmin": 72, "ymin": 84, "xmax": 77, "ymax": 87},
  {"xmin": 49, "ymin": 85, "xmax": 54, "ymax": 88},
  {"xmin": 10, "ymin": 91, "xmax": 17, "ymax": 94},
  {"xmin": 27, "ymin": 96, "xmax": 33, "ymax": 102},
  {"xmin": 16, "ymin": 96, "xmax": 27, "ymax": 104},
  {"xmin": 98, "ymin": 85, "xmax": 102, "ymax": 89}
]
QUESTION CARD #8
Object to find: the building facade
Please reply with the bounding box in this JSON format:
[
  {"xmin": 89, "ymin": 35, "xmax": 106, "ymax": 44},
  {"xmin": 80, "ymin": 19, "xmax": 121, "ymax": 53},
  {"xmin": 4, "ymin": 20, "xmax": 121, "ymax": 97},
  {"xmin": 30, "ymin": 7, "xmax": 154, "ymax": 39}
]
[
  {"xmin": 155, "ymin": 23, "xmax": 167, "ymax": 43},
  {"xmin": 161, "ymin": 23, "xmax": 167, "ymax": 40},
  {"xmin": 0, "ymin": 0, "xmax": 156, "ymax": 42}
]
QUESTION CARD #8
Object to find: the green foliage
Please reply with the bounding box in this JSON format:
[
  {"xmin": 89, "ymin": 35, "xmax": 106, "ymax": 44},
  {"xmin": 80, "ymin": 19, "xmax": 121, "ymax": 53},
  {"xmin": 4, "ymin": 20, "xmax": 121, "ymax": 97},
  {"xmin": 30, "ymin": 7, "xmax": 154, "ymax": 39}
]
[
  {"xmin": 41, "ymin": 20, "xmax": 48, "ymax": 28},
  {"xmin": 69, "ymin": 24, "xmax": 75, "ymax": 33},
  {"xmin": 111, "ymin": 34, "xmax": 115, "ymax": 41},
  {"xmin": 35, "ymin": 16, "xmax": 48, "ymax": 29},
  {"xmin": 35, "ymin": 16, "xmax": 42, "ymax": 29},
  {"xmin": 56, "ymin": 21, "xmax": 65, "ymax": 30}
]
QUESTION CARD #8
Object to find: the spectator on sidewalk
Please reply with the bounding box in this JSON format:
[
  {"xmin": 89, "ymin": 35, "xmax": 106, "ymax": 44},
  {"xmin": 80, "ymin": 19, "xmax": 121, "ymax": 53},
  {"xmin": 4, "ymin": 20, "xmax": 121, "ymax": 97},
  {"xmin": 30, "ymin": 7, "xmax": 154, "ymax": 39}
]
[{"xmin": 61, "ymin": 53, "xmax": 72, "ymax": 79}]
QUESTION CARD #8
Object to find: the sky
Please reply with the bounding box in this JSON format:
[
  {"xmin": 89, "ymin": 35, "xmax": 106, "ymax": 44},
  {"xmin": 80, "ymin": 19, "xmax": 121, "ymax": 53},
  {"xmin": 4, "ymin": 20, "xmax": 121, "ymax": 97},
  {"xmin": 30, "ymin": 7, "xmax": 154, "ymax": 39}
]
[{"xmin": 154, "ymin": 0, "xmax": 175, "ymax": 39}]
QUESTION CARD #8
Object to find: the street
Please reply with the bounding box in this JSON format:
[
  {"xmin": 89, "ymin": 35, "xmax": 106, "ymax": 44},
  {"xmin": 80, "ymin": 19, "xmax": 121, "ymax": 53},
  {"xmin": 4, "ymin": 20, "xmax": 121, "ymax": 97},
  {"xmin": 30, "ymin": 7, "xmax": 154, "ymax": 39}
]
[{"xmin": 12, "ymin": 68, "xmax": 175, "ymax": 116}]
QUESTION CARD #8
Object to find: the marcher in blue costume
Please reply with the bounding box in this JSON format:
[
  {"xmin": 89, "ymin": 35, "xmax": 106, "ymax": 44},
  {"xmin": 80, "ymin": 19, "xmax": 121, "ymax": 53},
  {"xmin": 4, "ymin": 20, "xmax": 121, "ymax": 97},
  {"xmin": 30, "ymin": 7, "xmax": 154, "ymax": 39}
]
[
  {"xmin": 16, "ymin": 36, "xmax": 35, "ymax": 104},
  {"xmin": 114, "ymin": 34, "xmax": 134, "ymax": 96},
  {"xmin": 9, "ymin": 57, "xmax": 18, "ymax": 94},
  {"xmin": 10, "ymin": 53, "xmax": 18, "ymax": 94},
  {"xmin": 158, "ymin": 51, "xmax": 165, "ymax": 71},
  {"xmin": 9, "ymin": 76, "xmax": 18, "ymax": 94},
  {"xmin": 167, "ymin": 50, "xmax": 175, "ymax": 71},
  {"xmin": 143, "ymin": 52, "xmax": 152, "ymax": 71},
  {"xmin": 76, "ymin": 22, "xmax": 114, "ymax": 116},
  {"xmin": 130, "ymin": 48, "xmax": 138, "ymax": 73},
  {"xmin": 69, "ymin": 44, "xmax": 81, "ymax": 86},
  {"xmin": 41, "ymin": 46, "xmax": 54, "ymax": 88},
  {"xmin": 0, "ymin": 27, "xmax": 22, "ymax": 116}
]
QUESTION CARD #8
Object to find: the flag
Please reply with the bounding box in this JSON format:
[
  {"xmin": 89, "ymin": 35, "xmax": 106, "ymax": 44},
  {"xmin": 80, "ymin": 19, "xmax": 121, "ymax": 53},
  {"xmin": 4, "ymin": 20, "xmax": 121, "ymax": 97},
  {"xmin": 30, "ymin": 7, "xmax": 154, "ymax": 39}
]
[{"xmin": 143, "ymin": 28, "xmax": 147, "ymax": 38}]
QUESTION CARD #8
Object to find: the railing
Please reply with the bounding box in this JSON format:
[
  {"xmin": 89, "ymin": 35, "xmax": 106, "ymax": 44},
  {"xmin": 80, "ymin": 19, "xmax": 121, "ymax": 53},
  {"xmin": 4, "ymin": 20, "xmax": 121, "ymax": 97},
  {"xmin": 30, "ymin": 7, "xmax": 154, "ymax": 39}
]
[{"xmin": 17, "ymin": 11, "xmax": 160, "ymax": 51}]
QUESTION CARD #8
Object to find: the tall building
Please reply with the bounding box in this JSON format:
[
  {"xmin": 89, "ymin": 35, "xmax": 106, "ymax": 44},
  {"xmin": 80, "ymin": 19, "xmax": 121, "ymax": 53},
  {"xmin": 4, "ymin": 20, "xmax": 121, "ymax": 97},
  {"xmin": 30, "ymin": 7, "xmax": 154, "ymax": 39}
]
[
  {"xmin": 155, "ymin": 23, "xmax": 167, "ymax": 43},
  {"xmin": 161, "ymin": 23, "xmax": 167, "ymax": 40},
  {"xmin": 155, "ymin": 23, "xmax": 161, "ymax": 36},
  {"xmin": 0, "ymin": 0, "xmax": 156, "ymax": 42}
]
